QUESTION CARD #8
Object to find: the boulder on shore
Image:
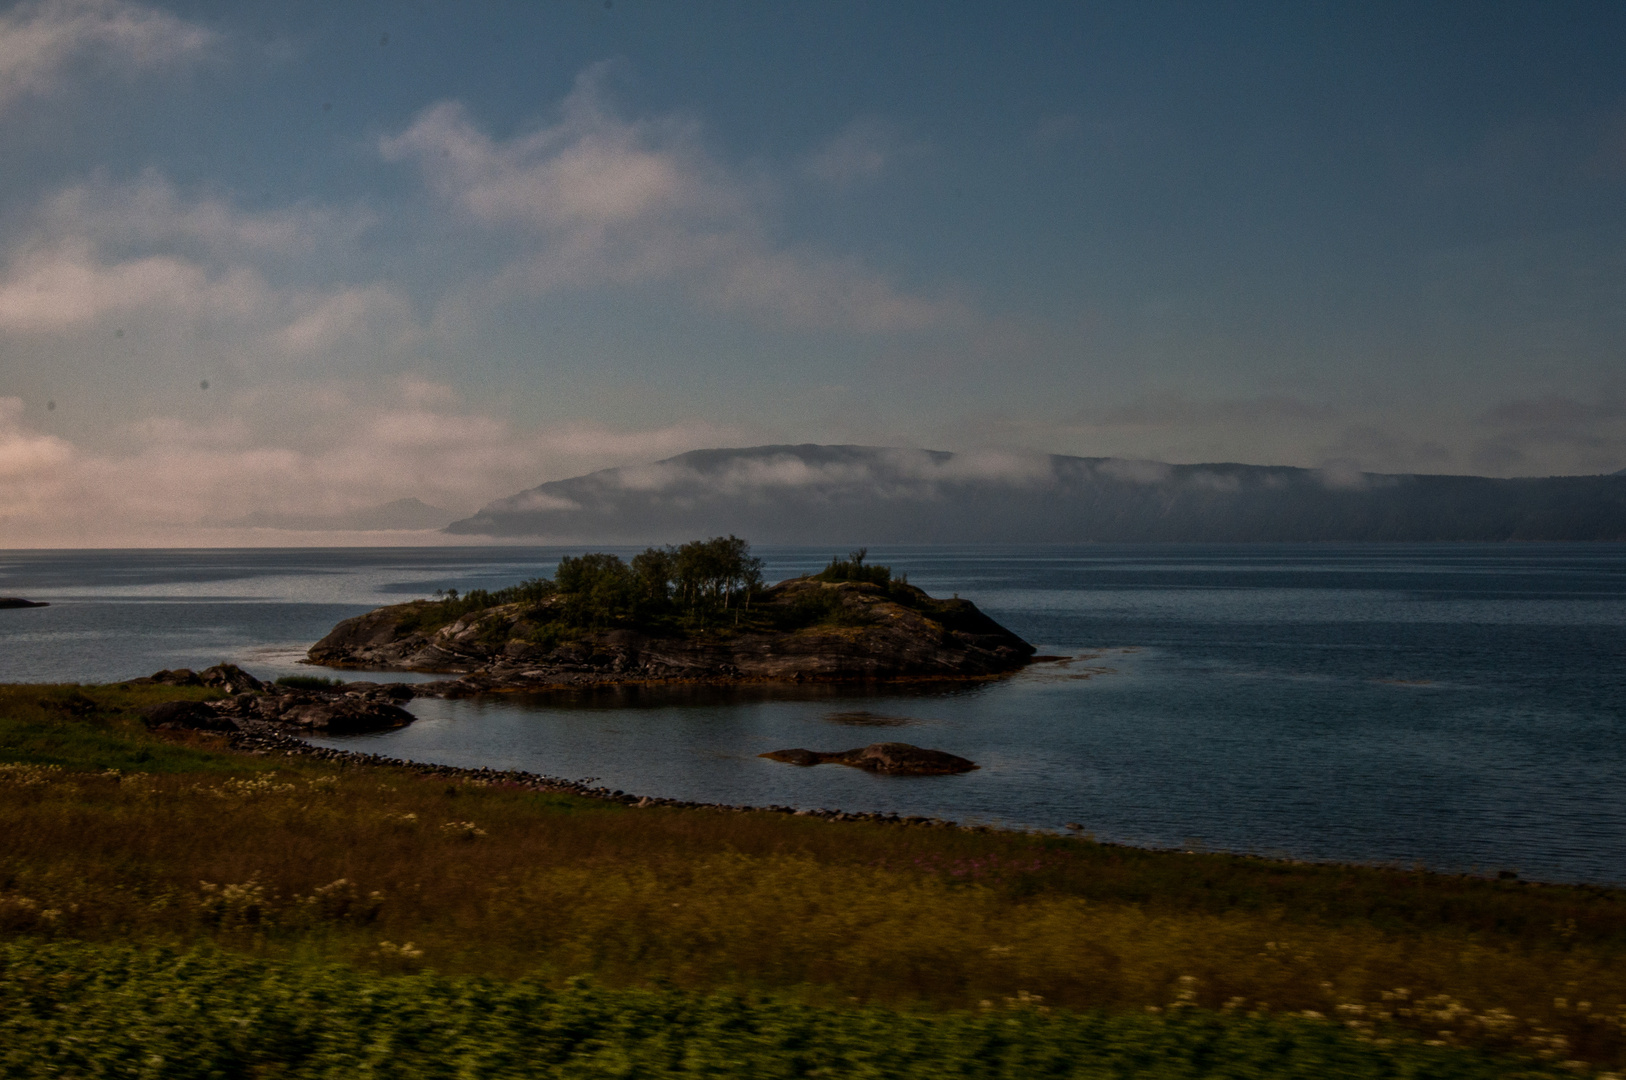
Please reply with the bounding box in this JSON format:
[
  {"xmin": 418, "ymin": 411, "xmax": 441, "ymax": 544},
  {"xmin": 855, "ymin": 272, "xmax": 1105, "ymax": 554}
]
[
  {"xmin": 132, "ymin": 664, "xmax": 265, "ymax": 694},
  {"xmin": 760, "ymin": 742, "xmax": 978, "ymax": 775},
  {"xmin": 142, "ymin": 699, "xmax": 238, "ymax": 733}
]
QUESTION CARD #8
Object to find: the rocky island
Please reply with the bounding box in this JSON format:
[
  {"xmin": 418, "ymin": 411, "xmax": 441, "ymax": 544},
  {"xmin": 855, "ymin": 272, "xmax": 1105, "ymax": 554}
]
[
  {"xmin": 307, "ymin": 540, "xmax": 1035, "ymax": 692},
  {"xmin": 126, "ymin": 543, "xmax": 1026, "ymax": 768}
]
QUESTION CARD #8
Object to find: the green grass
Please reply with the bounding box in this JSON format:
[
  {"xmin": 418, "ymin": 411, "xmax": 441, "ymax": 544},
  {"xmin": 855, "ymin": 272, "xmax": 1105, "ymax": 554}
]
[
  {"xmin": 0, "ymin": 683, "xmax": 265, "ymax": 775},
  {"xmin": 0, "ymin": 941, "xmax": 1586, "ymax": 1079},
  {"xmin": 3, "ymin": 683, "xmax": 1626, "ymax": 1074}
]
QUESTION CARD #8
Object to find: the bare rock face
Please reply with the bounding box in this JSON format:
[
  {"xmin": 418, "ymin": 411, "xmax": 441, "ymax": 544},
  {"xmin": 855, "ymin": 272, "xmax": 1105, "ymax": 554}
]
[
  {"xmin": 760, "ymin": 742, "xmax": 978, "ymax": 775},
  {"xmin": 307, "ymin": 577, "xmax": 1036, "ymax": 691}
]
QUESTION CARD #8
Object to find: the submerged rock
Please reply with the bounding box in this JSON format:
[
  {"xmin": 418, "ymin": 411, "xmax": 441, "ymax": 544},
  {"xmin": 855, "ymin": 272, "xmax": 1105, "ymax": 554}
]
[
  {"xmin": 760, "ymin": 748, "xmax": 824, "ymax": 767},
  {"xmin": 760, "ymin": 742, "xmax": 977, "ymax": 775}
]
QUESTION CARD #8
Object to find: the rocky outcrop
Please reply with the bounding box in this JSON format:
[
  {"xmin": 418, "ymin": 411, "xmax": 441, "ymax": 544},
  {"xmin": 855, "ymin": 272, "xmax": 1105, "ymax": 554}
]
[
  {"xmin": 139, "ymin": 670, "xmax": 414, "ymax": 736},
  {"xmin": 760, "ymin": 742, "xmax": 978, "ymax": 775},
  {"xmin": 143, "ymin": 699, "xmax": 238, "ymax": 733},
  {"xmin": 0, "ymin": 597, "xmax": 48, "ymax": 608},
  {"xmin": 307, "ymin": 577, "xmax": 1035, "ymax": 692},
  {"xmin": 134, "ymin": 664, "xmax": 266, "ymax": 695},
  {"xmin": 216, "ymin": 690, "xmax": 415, "ymax": 735}
]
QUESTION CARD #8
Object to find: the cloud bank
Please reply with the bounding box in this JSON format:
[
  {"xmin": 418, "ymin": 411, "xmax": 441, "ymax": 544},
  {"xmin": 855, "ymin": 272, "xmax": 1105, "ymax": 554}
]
[
  {"xmin": 0, "ymin": 381, "xmax": 745, "ymax": 546},
  {"xmin": 382, "ymin": 64, "xmax": 962, "ymax": 334},
  {"xmin": 0, "ymin": 0, "xmax": 214, "ymax": 112}
]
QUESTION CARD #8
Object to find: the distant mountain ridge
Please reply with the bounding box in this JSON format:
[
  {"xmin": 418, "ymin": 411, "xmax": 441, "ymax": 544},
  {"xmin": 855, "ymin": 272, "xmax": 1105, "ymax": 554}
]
[{"xmin": 444, "ymin": 444, "xmax": 1626, "ymax": 543}]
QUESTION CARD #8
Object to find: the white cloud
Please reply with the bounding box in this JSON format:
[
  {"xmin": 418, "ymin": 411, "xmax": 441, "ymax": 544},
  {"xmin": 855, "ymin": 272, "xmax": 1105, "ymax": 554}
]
[
  {"xmin": 575, "ymin": 446, "xmax": 1054, "ymax": 502},
  {"xmin": 0, "ymin": 382, "xmax": 748, "ymax": 546},
  {"xmin": 382, "ymin": 64, "xmax": 962, "ymax": 333},
  {"xmin": 0, "ymin": 0, "xmax": 215, "ymax": 112},
  {"xmin": 806, "ymin": 117, "xmax": 903, "ymax": 185},
  {"xmin": 0, "ymin": 239, "xmax": 263, "ymax": 331},
  {"xmin": 1094, "ymin": 458, "xmax": 1173, "ymax": 485},
  {"xmin": 275, "ymin": 285, "xmax": 417, "ymax": 358},
  {"xmin": 40, "ymin": 171, "xmax": 359, "ymax": 257},
  {"xmin": 1315, "ymin": 460, "xmax": 1370, "ymax": 490},
  {"xmin": 0, "ymin": 172, "xmax": 413, "ymax": 369},
  {"xmin": 0, "ymin": 397, "xmax": 73, "ymax": 477}
]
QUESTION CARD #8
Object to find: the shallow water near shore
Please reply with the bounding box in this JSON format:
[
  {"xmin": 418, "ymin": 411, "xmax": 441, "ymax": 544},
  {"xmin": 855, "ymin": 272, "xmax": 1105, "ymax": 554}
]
[{"xmin": 1, "ymin": 543, "xmax": 1623, "ymax": 883}]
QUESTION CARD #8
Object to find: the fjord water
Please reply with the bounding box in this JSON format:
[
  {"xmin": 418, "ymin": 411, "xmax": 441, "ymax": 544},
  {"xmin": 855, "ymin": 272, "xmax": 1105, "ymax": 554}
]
[{"xmin": 1, "ymin": 545, "xmax": 1623, "ymax": 883}]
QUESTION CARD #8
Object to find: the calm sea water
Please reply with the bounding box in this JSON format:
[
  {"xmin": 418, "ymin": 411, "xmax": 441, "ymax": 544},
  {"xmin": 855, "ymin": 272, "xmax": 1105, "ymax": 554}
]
[{"xmin": 2, "ymin": 544, "xmax": 1623, "ymax": 884}]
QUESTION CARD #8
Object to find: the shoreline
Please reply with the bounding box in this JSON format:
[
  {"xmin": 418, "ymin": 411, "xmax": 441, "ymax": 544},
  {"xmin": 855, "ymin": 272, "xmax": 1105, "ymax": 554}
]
[
  {"xmin": 231, "ymin": 722, "xmax": 1607, "ymax": 891},
  {"xmin": 231, "ymin": 720, "xmax": 989, "ymax": 829},
  {"xmin": 348, "ymin": 667, "xmax": 1031, "ymax": 699}
]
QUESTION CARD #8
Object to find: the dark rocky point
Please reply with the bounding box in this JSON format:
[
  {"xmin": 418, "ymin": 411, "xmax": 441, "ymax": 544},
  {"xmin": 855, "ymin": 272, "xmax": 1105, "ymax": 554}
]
[
  {"xmin": 135, "ymin": 666, "xmax": 416, "ymax": 736},
  {"xmin": 0, "ymin": 597, "xmax": 48, "ymax": 608}
]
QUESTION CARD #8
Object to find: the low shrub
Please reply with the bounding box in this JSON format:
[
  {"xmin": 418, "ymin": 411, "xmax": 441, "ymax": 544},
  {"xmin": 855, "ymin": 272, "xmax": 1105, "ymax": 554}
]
[
  {"xmin": 0, "ymin": 941, "xmax": 1588, "ymax": 1080},
  {"xmin": 815, "ymin": 547, "xmax": 893, "ymax": 586}
]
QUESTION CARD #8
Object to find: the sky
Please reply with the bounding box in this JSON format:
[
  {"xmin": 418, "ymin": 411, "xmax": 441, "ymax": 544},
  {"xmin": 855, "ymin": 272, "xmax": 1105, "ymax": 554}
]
[{"xmin": 1, "ymin": 0, "xmax": 1624, "ymax": 545}]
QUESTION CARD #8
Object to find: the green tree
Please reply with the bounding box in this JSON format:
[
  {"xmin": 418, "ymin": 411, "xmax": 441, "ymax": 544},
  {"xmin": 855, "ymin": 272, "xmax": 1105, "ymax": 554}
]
[
  {"xmin": 554, "ymin": 553, "xmax": 638, "ymax": 627},
  {"xmin": 631, "ymin": 547, "xmax": 677, "ymax": 606},
  {"xmin": 673, "ymin": 536, "xmax": 764, "ymax": 616}
]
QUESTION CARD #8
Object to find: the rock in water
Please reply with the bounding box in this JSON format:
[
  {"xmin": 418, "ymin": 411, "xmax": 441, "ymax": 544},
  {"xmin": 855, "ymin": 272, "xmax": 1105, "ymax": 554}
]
[
  {"xmin": 845, "ymin": 742, "xmax": 978, "ymax": 775},
  {"xmin": 760, "ymin": 748, "xmax": 824, "ymax": 767},
  {"xmin": 0, "ymin": 597, "xmax": 48, "ymax": 608},
  {"xmin": 759, "ymin": 742, "xmax": 977, "ymax": 775},
  {"xmin": 268, "ymin": 697, "xmax": 414, "ymax": 735}
]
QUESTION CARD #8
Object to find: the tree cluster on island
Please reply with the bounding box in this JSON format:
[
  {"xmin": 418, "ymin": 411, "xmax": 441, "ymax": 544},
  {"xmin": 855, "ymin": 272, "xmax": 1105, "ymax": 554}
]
[
  {"xmin": 413, "ymin": 537, "xmax": 920, "ymax": 640},
  {"xmin": 310, "ymin": 539, "xmax": 1034, "ymax": 681}
]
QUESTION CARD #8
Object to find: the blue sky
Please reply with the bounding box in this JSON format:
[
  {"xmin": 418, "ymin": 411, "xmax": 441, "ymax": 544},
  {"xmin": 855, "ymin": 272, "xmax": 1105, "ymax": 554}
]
[{"xmin": 1, "ymin": 0, "xmax": 1623, "ymax": 543}]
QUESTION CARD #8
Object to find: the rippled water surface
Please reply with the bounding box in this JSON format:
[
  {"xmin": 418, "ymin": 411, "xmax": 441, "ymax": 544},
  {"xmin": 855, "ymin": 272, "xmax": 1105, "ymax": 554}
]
[{"xmin": 2, "ymin": 544, "xmax": 1623, "ymax": 883}]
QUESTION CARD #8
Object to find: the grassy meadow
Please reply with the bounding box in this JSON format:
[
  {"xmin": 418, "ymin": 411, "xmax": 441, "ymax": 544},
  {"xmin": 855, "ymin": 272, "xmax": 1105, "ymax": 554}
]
[{"xmin": 3, "ymin": 681, "xmax": 1626, "ymax": 1077}]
